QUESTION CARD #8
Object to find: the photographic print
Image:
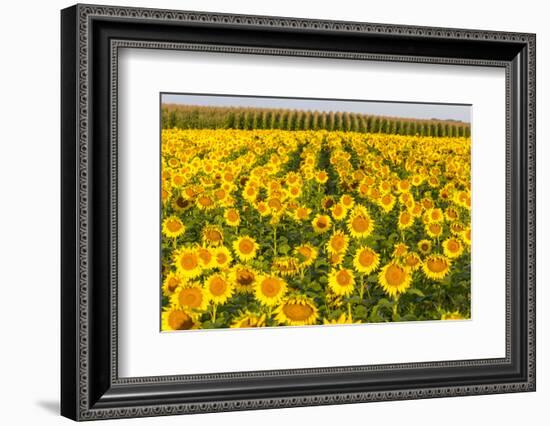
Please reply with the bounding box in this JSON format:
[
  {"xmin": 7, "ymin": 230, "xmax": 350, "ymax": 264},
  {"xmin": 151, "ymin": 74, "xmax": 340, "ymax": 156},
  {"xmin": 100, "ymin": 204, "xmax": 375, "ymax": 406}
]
[{"xmin": 160, "ymin": 94, "xmax": 472, "ymax": 332}]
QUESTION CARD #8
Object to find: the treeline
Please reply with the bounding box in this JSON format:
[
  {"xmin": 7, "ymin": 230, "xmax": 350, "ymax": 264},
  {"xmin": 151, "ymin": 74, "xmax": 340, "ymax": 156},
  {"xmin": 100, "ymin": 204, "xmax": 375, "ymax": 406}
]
[{"xmin": 161, "ymin": 104, "xmax": 471, "ymax": 137}]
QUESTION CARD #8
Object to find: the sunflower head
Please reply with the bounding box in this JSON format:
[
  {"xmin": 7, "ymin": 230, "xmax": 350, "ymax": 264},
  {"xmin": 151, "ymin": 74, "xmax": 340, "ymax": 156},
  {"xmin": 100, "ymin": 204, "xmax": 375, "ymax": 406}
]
[
  {"xmin": 392, "ymin": 243, "xmax": 409, "ymax": 258},
  {"xmin": 224, "ymin": 208, "xmax": 241, "ymax": 227},
  {"xmin": 347, "ymin": 206, "xmax": 374, "ymax": 238},
  {"xmin": 331, "ymin": 203, "xmax": 348, "ymax": 221},
  {"xmin": 397, "ymin": 210, "xmax": 414, "ymax": 229},
  {"xmin": 205, "ymin": 273, "xmax": 233, "ymax": 305},
  {"xmin": 162, "ymin": 271, "xmax": 183, "ymax": 297},
  {"xmin": 294, "ymin": 244, "xmax": 318, "ymax": 268},
  {"xmin": 230, "ymin": 311, "xmax": 267, "ymax": 328},
  {"xmin": 233, "ymin": 236, "xmax": 259, "ymax": 262},
  {"xmin": 255, "ymin": 275, "xmax": 287, "ymax": 306},
  {"xmin": 275, "ymin": 295, "xmax": 319, "ymax": 326},
  {"xmin": 312, "ymin": 214, "xmax": 332, "ymax": 233},
  {"xmin": 403, "ymin": 252, "xmax": 422, "ymax": 271},
  {"xmin": 231, "ymin": 264, "xmax": 258, "ymax": 293},
  {"xmin": 326, "ymin": 230, "xmax": 349, "ymax": 255},
  {"xmin": 422, "ymin": 255, "xmax": 452, "ymax": 280},
  {"xmin": 196, "ymin": 194, "xmax": 215, "ymax": 210},
  {"xmin": 213, "ymin": 246, "xmax": 233, "ymax": 269},
  {"xmin": 162, "ymin": 216, "xmax": 186, "ymax": 239},
  {"xmin": 173, "ymin": 247, "xmax": 202, "ymax": 279},
  {"xmin": 161, "ymin": 306, "xmax": 199, "ymax": 331},
  {"xmin": 323, "ymin": 313, "xmax": 361, "ymax": 325},
  {"xmin": 353, "ymin": 247, "xmax": 380, "ymax": 275},
  {"xmin": 202, "ymin": 225, "xmax": 224, "ymax": 247},
  {"xmin": 271, "ymin": 257, "xmax": 300, "ymax": 277},
  {"xmin": 417, "ymin": 239, "xmax": 432, "ymax": 255},
  {"xmin": 328, "ymin": 267, "xmax": 356, "ymax": 296},
  {"xmin": 425, "ymin": 222, "xmax": 443, "ymax": 238},
  {"xmin": 378, "ymin": 262, "xmax": 412, "ymax": 298},
  {"xmin": 443, "ymin": 238, "xmax": 464, "ymax": 258},
  {"xmin": 170, "ymin": 281, "xmax": 209, "ymax": 313},
  {"xmin": 441, "ymin": 310, "xmax": 466, "ymax": 320}
]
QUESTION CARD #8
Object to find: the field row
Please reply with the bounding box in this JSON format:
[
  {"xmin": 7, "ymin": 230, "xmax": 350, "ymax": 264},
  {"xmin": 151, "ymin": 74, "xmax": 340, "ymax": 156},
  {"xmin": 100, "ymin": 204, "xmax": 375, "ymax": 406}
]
[{"xmin": 160, "ymin": 128, "xmax": 471, "ymax": 331}]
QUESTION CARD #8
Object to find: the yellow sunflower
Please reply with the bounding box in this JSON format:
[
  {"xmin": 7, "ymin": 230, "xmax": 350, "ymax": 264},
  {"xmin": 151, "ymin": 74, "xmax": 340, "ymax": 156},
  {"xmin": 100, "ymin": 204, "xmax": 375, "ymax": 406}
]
[
  {"xmin": 293, "ymin": 206, "xmax": 311, "ymax": 221},
  {"xmin": 173, "ymin": 248, "xmax": 202, "ymax": 279},
  {"xmin": 441, "ymin": 311, "xmax": 466, "ymax": 320},
  {"xmin": 422, "ymin": 255, "xmax": 452, "ymax": 280},
  {"xmin": 256, "ymin": 201, "xmax": 271, "ymax": 217},
  {"xmin": 379, "ymin": 193, "xmax": 396, "ymax": 213},
  {"xmin": 287, "ymin": 185, "xmax": 302, "ymax": 199},
  {"xmin": 224, "ymin": 208, "xmax": 241, "ymax": 227},
  {"xmin": 162, "ymin": 271, "xmax": 183, "ymax": 297},
  {"xmin": 255, "ymin": 275, "xmax": 287, "ymax": 306},
  {"xmin": 202, "ymin": 225, "xmax": 224, "ymax": 246},
  {"xmin": 378, "ymin": 262, "xmax": 412, "ymax": 298},
  {"xmin": 161, "ymin": 306, "xmax": 199, "ymax": 331},
  {"xmin": 326, "ymin": 230, "xmax": 349, "ymax": 255},
  {"xmin": 312, "ymin": 214, "xmax": 332, "ymax": 233},
  {"xmin": 392, "ymin": 243, "xmax": 409, "ymax": 258},
  {"xmin": 230, "ymin": 264, "xmax": 259, "ymax": 293},
  {"xmin": 294, "ymin": 244, "xmax": 318, "ymax": 268},
  {"xmin": 162, "ymin": 216, "xmax": 185, "ymax": 239},
  {"xmin": 323, "ymin": 313, "xmax": 360, "ymax": 325},
  {"xmin": 442, "ymin": 238, "xmax": 464, "ymax": 259},
  {"xmin": 213, "ymin": 246, "xmax": 232, "ymax": 269},
  {"xmin": 195, "ymin": 194, "xmax": 215, "ymax": 210},
  {"xmin": 425, "ymin": 222, "xmax": 443, "ymax": 238},
  {"xmin": 271, "ymin": 257, "xmax": 300, "ymax": 277},
  {"xmin": 230, "ymin": 311, "xmax": 267, "ymax": 328},
  {"xmin": 425, "ymin": 208, "xmax": 444, "ymax": 223},
  {"xmin": 444, "ymin": 207, "xmax": 460, "ymax": 222},
  {"xmin": 196, "ymin": 246, "xmax": 214, "ymax": 269},
  {"xmin": 461, "ymin": 227, "xmax": 472, "ymax": 246},
  {"xmin": 397, "ymin": 210, "xmax": 414, "ymax": 229},
  {"xmin": 331, "ymin": 203, "xmax": 348, "ymax": 221},
  {"xmin": 340, "ymin": 194, "xmax": 355, "ymax": 210},
  {"xmin": 347, "ymin": 206, "xmax": 374, "ymax": 239},
  {"xmin": 275, "ymin": 295, "xmax": 319, "ymax": 326},
  {"xmin": 328, "ymin": 252, "xmax": 345, "ymax": 266},
  {"xmin": 204, "ymin": 273, "xmax": 233, "ymax": 305},
  {"xmin": 170, "ymin": 282, "xmax": 209, "ymax": 313},
  {"xmin": 233, "ymin": 236, "xmax": 259, "ymax": 261},
  {"xmin": 417, "ymin": 239, "xmax": 432, "ymax": 255},
  {"xmin": 352, "ymin": 246, "xmax": 380, "ymax": 274},
  {"xmin": 403, "ymin": 252, "xmax": 422, "ymax": 271},
  {"xmin": 328, "ymin": 267, "xmax": 356, "ymax": 296},
  {"xmin": 315, "ymin": 170, "xmax": 329, "ymax": 184}
]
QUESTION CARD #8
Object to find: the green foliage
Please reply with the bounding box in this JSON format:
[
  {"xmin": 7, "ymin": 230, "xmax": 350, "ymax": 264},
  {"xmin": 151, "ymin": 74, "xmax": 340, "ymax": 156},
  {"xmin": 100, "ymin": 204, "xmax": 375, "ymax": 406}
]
[{"xmin": 160, "ymin": 103, "xmax": 471, "ymax": 137}]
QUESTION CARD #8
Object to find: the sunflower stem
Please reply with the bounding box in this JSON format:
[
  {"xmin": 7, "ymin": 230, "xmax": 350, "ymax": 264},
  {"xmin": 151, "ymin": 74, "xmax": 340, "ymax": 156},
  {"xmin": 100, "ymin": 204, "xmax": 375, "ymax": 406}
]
[
  {"xmin": 347, "ymin": 302, "xmax": 352, "ymax": 321},
  {"xmin": 392, "ymin": 296, "xmax": 400, "ymax": 319},
  {"xmin": 212, "ymin": 303, "xmax": 217, "ymax": 323},
  {"xmin": 273, "ymin": 226, "xmax": 278, "ymax": 255}
]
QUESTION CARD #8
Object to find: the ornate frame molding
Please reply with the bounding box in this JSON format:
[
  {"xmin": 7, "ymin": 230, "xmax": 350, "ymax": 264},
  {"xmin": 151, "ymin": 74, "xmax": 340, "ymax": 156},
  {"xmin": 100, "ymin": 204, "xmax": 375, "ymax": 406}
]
[{"xmin": 61, "ymin": 4, "xmax": 536, "ymax": 421}]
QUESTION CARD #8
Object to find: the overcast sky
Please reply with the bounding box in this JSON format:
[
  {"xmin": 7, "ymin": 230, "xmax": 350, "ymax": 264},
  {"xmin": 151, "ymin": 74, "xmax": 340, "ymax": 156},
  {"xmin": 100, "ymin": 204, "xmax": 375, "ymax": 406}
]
[{"xmin": 162, "ymin": 93, "xmax": 471, "ymax": 123}]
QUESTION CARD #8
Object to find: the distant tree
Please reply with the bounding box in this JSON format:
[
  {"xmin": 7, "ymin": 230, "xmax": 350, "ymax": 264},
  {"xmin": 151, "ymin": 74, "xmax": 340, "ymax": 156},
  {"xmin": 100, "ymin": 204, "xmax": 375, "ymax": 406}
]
[
  {"xmin": 327, "ymin": 112, "xmax": 335, "ymax": 131},
  {"xmin": 389, "ymin": 120, "xmax": 397, "ymax": 134},
  {"xmin": 311, "ymin": 112, "xmax": 319, "ymax": 130},
  {"xmin": 333, "ymin": 112, "xmax": 342, "ymax": 131},
  {"xmin": 370, "ymin": 117, "xmax": 379, "ymax": 133},
  {"xmin": 320, "ymin": 112, "xmax": 327, "ymax": 130}
]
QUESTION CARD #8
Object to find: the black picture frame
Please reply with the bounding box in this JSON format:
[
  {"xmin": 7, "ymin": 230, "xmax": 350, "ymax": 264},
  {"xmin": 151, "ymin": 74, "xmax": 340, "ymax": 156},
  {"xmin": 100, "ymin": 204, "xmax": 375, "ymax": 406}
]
[{"xmin": 61, "ymin": 4, "xmax": 536, "ymax": 421}]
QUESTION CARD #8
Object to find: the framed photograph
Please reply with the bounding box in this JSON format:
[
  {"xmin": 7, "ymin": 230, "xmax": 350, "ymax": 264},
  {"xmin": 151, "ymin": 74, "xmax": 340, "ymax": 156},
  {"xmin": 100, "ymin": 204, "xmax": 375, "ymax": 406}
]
[{"xmin": 61, "ymin": 4, "xmax": 536, "ymax": 421}]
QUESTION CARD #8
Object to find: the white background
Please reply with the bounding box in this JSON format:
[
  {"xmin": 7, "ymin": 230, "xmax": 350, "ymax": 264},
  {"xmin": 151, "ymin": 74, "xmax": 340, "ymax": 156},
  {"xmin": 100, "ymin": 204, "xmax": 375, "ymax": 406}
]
[
  {"xmin": 0, "ymin": 0, "xmax": 547, "ymax": 425},
  {"xmin": 119, "ymin": 49, "xmax": 505, "ymax": 377}
]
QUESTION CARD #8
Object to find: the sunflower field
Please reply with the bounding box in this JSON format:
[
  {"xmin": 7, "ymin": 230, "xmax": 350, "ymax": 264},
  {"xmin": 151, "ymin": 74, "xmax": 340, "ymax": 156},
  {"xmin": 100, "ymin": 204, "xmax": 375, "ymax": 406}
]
[{"xmin": 161, "ymin": 125, "xmax": 471, "ymax": 331}]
